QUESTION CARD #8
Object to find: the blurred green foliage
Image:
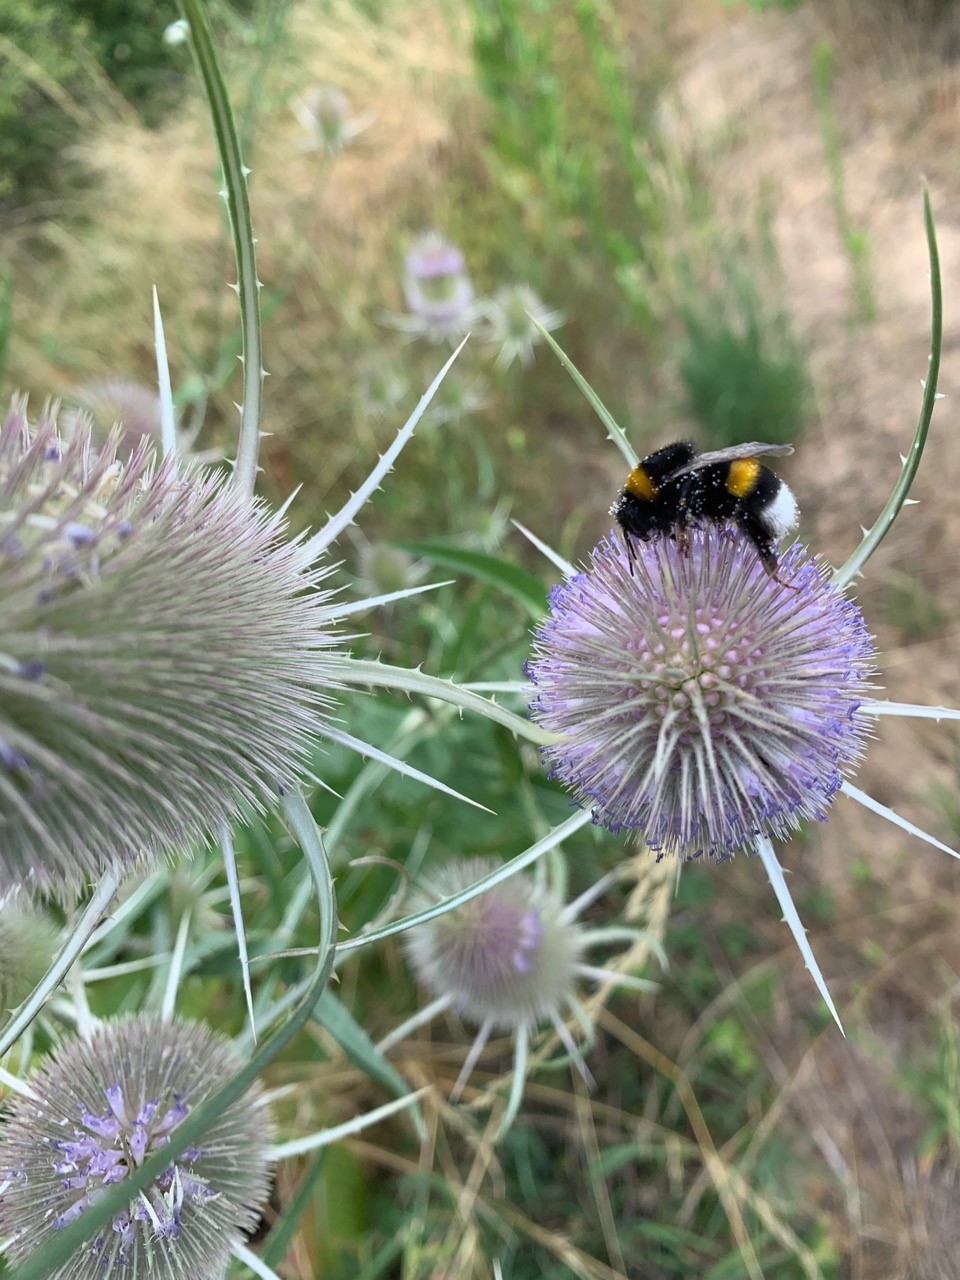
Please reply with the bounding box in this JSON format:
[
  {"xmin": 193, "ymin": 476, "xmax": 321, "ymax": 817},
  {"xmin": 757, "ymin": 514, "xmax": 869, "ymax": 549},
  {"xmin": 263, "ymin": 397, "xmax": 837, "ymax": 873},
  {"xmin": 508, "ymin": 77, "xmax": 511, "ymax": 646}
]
[
  {"xmin": 811, "ymin": 39, "xmax": 875, "ymax": 322},
  {"xmin": 677, "ymin": 257, "xmax": 810, "ymax": 449},
  {"xmin": 466, "ymin": 0, "xmax": 663, "ymax": 331},
  {"xmin": 0, "ymin": 0, "xmax": 260, "ymax": 205}
]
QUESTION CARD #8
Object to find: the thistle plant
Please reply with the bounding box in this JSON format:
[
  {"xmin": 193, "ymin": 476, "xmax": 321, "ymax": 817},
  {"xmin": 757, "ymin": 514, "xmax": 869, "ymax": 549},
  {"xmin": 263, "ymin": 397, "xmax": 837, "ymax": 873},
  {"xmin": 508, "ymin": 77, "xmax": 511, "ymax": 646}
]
[
  {"xmin": 527, "ymin": 530, "xmax": 874, "ymax": 859},
  {"xmin": 0, "ymin": 1015, "xmax": 273, "ymax": 1280},
  {"xmin": 523, "ymin": 198, "xmax": 959, "ymax": 1029},
  {"xmin": 0, "ymin": 403, "xmax": 341, "ymax": 899},
  {"xmin": 388, "ymin": 233, "xmax": 477, "ymax": 342},
  {"xmin": 478, "ymin": 283, "xmax": 564, "ymax": 368},
  {"xmin": 384, "ymin": 857, "xmax": 657, "ymax": 1132}
]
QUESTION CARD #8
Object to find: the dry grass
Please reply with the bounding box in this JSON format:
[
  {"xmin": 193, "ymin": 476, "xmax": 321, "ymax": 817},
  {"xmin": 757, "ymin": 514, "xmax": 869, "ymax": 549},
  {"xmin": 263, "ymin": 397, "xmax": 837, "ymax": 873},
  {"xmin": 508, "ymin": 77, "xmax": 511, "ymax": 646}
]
[{"xmin": 3, "ymin": 0, "xmax": 477, "ymax": 506}]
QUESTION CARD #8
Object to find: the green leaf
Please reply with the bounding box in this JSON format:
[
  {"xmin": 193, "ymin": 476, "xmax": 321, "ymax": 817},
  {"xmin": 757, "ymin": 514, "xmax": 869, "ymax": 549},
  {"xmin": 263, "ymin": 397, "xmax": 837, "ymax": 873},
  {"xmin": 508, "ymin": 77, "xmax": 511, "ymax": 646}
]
[
  {"xmin": 315, "ymin": 989, "xmax": 426, "ymax": 1142},
  {"xmin": 396, "ymin": 541, "xmax": 546, "ymax": 619}
]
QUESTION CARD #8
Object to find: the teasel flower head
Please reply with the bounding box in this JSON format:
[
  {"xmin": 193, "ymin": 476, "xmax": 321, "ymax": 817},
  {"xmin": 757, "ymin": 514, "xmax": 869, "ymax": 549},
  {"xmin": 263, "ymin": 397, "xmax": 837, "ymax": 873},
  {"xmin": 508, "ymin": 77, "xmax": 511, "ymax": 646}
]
[
  {"xmin": 291, "ymin": 83, "xmax": 374, "ymax": 154},
  {"xmin": 356, "ymin": 540, "xmax": 426, "ymax": 599},
  {"xmin": 359, "ymin": 359, "xmax": 410, "ymax": 420},
  {"xmin": 526, "ymin": 529, "xmax": 876, "ymax": 861},
  {"xmin": 0, "ymin": 897, "xmax": 60, "ymax": 1010},
  {"xmin": 479, "ymin": 283, "xmax": 565, "ymax": 369},
  {"xmin": 0, "ymin": 1014, "xmax": 273, "ymax": 1279},
  {"xmin": 0, "ymin": 400, "xmax": 341, "ymax": 899},
  {"xmin": 394, "ymin": 858, "xmax": 655, "ymax": 1123},
  {"xmin": 400, "ymin": 233, "xmax": 476, "ymax": 341},
  {"xmin": 406, "ymin": 858, "xmax": 585, "ymax": 1032}
]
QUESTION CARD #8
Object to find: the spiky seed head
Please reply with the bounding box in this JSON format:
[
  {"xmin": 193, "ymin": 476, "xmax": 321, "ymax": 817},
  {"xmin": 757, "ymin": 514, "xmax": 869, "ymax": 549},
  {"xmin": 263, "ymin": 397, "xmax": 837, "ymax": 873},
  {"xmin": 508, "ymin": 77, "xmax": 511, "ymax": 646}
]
[
  {"xmin": 481, "ymin": 284, "xmax": 565, "ymax": 368},
  {"xmin": 0, "ymin": 401, "xmax": 341, "ymax": 899},
  {"xmin": 0, "ymin": 897, "xmax": 60, "ymax": 1010},
  {"xmin": 359, "ymin": 361, "xmax": 410, "ymax": 420},
  {"xmin": 526, "ymin": 530, "xmax": 876, "ymax": 860},
  {"xmin": 0, "ymin": 1014, "xmax": 273, "ymax": 1280},
  {"xmin": 405, "ymin": 858, "xmax": 584, "ymax": 1030},
  {"xmin": 403, "ymin": 233, "xmax": 475, "ymax": 337}
]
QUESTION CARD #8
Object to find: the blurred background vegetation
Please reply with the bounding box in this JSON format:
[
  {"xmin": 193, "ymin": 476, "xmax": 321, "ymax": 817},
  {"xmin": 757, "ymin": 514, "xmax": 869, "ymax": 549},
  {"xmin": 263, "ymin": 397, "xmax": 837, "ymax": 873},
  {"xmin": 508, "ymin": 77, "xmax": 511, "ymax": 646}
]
[{"xmin": 2, "ymin": 0, "xmax": 960, "ymax": 1276}]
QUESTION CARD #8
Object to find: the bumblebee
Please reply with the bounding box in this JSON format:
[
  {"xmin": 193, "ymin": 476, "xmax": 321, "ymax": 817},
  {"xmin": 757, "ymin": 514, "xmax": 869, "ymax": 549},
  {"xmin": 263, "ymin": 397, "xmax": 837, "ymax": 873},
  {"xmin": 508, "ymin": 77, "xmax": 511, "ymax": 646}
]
[{"xmin": 610, "ymin": 440, "xmax": 799, "ymax": 577}]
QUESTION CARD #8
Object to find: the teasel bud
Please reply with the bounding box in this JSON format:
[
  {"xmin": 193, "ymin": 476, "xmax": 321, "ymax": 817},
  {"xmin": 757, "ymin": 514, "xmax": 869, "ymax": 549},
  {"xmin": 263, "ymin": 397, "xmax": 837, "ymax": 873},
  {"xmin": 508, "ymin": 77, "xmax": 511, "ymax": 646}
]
[{"xmin": 0, "ymin": 400, "xmax": 341, "ymax": 899}]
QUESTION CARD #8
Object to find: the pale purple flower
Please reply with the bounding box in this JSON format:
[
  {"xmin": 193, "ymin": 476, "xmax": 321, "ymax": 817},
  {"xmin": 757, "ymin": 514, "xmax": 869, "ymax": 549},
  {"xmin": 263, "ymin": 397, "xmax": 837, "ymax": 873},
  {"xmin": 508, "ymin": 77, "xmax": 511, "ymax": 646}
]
[
  {"xmin": 406, "ymin": 858, "xmax": 584, "ymax": 1031},
  {"xmin": 0, "ymin": 1015, "xmax": 272, "ymax": 1279},
  {"xmin": 0, "ymin": 401, "xmax": 342, "ymax": 899},
  {"xmin": 398, "ymin": 233, "xmax": 475, "ymax": 341},
  {"xmin": 526, "ymin": 529, "xmax": 875, "ymax": 860},
  {"xmin": 390, "ymin": 859, "xmax": 656, "ymax": 1123}
]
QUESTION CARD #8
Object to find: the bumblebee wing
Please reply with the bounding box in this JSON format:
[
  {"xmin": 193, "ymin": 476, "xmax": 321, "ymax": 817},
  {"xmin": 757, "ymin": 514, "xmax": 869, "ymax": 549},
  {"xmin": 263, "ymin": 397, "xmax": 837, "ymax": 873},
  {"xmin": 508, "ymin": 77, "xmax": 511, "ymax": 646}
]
[{"xmin": 670, "ymin": 442, "xmax": 794, "ymax": 479}]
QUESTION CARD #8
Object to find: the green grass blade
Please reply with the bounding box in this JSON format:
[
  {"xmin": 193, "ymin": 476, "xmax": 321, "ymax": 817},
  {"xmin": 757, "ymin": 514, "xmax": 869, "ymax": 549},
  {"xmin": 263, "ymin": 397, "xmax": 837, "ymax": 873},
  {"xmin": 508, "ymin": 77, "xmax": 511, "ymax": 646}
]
[
  {"xmin": 397, "ymin": 540, "xmax": 547, "ymax": 618},
  {"xmin": 314, "ymin": 989, "xmax": 428, "ymax": 1141}
]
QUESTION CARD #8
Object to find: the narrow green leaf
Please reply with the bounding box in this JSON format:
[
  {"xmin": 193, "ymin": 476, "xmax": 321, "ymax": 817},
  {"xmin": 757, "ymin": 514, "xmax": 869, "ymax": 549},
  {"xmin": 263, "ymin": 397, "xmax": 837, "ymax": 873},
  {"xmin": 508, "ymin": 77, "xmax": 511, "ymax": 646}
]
[
  {"xmin": 261, "ymin": 1149, "xmax": 328, "ymax": 1266},
  {"xmin": 315, "ymin": 990, "xmax": 427, "ymax": 1142},
  {"xmin": 396, "ymin": 540, "xmax": 547, "ymax": 618}
]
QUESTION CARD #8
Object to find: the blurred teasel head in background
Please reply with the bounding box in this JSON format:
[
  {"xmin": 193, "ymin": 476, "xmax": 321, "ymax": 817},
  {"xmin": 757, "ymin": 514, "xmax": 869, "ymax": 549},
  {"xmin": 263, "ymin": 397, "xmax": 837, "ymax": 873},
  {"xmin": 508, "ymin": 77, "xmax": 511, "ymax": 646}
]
[
  {"xmin": 406, "ymin": 857, "xmax": 586, "ymax": 1032},
  {"xmin": 479, "ymin": 283, "xmax": 565, "ymax": 369},
  {"xmin": 400, "ymin": 233, "xmax": 476, "ymax": 341},
  {"xmin": 0, "ymin": 897, "xmax": 60, "ymax": 1010},
  {"xmin": 398, "ymin": 857, "xmax": 657, "ymax": 1115},
  {"xmin": 64, "ymin": 380, "xmax": 163, "ymax": 459},
  {"xmin": 291, "ymin": 83, "xmax": 375, "ymax": 154}
]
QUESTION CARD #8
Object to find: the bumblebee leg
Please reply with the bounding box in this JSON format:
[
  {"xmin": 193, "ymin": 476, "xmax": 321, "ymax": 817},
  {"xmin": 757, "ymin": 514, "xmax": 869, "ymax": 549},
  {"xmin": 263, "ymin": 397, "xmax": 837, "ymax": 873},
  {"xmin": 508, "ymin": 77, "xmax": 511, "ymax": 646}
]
[
  {"xmin": 737, "ymin": 512, "xmax": 798, "ymax": 589},
  {"xmin": 675, "ymin": 476, "xmax": 697, "ymax": 558}
]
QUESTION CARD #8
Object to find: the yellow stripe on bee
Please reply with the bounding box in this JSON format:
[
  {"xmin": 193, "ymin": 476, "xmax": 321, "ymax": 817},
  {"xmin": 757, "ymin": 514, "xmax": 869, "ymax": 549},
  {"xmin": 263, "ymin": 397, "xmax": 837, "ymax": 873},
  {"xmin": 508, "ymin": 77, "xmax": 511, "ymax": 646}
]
[
  {"xmin": 624, "ymin": 466, "xmax": 657, "ymax": 501},
  {"xmin": 726, "ymin": 458, "xmax": 761, "ymax": 498}
]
